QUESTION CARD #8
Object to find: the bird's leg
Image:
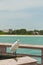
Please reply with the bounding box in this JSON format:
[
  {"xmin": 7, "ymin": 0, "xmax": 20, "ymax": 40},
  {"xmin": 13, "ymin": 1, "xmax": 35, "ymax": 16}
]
[
  {"xmin": 13, "ymin": 50, "xmax": 17, "ymax": 58},
  {"xmin": 14, "ymin": 50, "xmax": 18, "ymax": 61},
  {"xmin": 15, "ymin": 50, "xmax": 17, "ymax": 57}
]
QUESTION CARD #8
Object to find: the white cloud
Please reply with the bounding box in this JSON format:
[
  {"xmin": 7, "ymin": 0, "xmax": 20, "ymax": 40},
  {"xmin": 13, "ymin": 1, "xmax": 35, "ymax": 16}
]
[
  {"xmin": 0, "ymin": 11, "xmax": 32, "ymax": 20},
  {"xmin": 0, "ymin": 0, "xmax": 43, "ymax": 11},
  {"xmin": 0, "ymin": 0, "xmax": 43, "ymax": 30}
]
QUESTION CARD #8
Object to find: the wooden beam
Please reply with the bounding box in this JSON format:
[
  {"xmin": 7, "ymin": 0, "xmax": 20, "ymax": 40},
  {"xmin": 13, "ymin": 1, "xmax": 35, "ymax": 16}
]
[
  {"xmin": 19, "ymin": 44, "xmax": 43, "ymax": 49},
  {"xmin": 0, "ymin": 43, "xmax": 43, "ymax": 49},
  {"xmin": 41, "ymin": 49, "xmax": 43, "ymax": 65}
]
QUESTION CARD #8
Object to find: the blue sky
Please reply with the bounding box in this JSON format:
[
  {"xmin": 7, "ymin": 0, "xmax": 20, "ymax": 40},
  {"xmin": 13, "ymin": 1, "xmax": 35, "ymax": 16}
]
[{"xmin": 0, "ymin": 0, "xmax": 43, "ymax": 30}]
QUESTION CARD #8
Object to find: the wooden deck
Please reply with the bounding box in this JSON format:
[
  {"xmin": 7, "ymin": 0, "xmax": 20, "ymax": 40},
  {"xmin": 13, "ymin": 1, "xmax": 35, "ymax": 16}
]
[{"xmin": 0, "ymin": 56, "xmax": 37, "ymax": 65}]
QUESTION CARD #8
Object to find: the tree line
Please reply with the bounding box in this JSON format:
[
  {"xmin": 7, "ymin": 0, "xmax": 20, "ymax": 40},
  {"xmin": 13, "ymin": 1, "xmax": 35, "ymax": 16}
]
[{"xmin": 0, "ymin": 29, "xmax": 43, "ymax": 35}]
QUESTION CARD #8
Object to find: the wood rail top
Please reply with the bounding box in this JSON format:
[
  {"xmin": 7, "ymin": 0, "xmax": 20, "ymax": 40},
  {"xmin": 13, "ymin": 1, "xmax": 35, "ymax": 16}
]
[
  {"xmin": 0, "ymin": 43, "xmax": 43, "ymax": 49},
  {"xmin": 19, "ymin": 44, "xmax": 43, "ymax": 49}
]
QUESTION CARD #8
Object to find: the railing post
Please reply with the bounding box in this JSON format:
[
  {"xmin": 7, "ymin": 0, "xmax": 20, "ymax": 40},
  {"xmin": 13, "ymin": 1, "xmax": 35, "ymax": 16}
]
[
  {"xmin": 4, "ymin": 47, "xmax": 6, "ymax": 53},
  {"xmin": 41, "ymin": 49, "xmax": 43, "ymax": 65}
]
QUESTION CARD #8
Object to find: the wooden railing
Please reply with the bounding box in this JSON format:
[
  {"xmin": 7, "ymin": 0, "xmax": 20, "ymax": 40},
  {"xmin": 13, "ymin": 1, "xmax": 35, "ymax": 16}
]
[
  {"xmin": 0, "ymin": 43, "xmax": 43, "ymax": 65},
  {"xmin": 19, "ymin": 44, "xmax": 43, "ymax": 65}
]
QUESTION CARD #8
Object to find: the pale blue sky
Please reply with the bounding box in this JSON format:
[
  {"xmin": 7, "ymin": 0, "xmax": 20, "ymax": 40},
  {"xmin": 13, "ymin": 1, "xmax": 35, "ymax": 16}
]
[{"xmin": 0, "ymin": 0, "xmax": 43, "ymax": 30}]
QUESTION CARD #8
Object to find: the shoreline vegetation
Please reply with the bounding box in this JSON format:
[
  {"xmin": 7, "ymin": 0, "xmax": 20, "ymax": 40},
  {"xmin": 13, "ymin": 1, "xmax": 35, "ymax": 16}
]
[{"xmin": 0, "ymin": 29, "xmax": 43, "ymax": 35}]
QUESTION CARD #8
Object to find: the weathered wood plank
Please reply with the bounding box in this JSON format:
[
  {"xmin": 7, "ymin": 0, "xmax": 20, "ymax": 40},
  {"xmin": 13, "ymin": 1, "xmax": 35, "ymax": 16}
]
[
  {"xmin": 19, "ymin": 44, "xmax": 43, "ymax": 49},
  {"xmin": 0, "ymin": 43, "xmax": 43, "ymax": 49}
]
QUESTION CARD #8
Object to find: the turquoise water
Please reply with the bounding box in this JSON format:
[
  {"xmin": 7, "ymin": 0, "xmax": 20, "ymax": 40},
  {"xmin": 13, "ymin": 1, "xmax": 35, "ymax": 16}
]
[
  {"xmin": 0, "ymin": 35, "xmax": 43, "ymax": 45},
  {"xmin": 0, "ymin": 35, "xmax": 43, "ymax": 64}
]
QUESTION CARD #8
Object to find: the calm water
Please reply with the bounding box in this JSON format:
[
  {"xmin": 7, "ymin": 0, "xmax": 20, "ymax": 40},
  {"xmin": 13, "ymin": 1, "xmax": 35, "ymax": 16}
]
[{"xmin": 0, "ymin": 35, "xmax": 43, "ymax": 64}]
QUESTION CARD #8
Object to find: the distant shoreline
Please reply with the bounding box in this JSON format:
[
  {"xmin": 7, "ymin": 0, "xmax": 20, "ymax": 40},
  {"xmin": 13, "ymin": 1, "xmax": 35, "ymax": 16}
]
[{"xmin": 0, "ymin": 35, "xmax": 43, "ymax": 37}]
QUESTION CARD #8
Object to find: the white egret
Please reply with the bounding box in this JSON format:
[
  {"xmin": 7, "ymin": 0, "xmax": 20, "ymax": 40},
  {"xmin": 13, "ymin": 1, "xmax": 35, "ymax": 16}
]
[{"xmin": 10, "ymin": 40, "xmax": 19, "ymax": 57}]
